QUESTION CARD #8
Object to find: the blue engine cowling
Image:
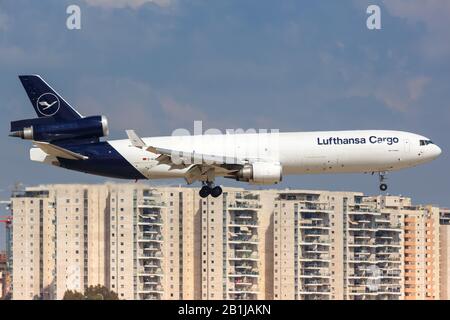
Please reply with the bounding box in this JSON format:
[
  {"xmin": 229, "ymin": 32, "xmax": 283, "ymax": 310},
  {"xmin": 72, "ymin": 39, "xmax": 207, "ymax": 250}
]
[{"xmin": 10, "ymin": 115, "xmax": 109, "ymax": 142}]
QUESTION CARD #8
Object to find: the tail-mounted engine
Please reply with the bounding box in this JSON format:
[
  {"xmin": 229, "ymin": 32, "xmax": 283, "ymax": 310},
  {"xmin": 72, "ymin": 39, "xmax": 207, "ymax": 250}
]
[{"xmin": 10, "ymin": 115, "xmax": 109, "ymax": 142}]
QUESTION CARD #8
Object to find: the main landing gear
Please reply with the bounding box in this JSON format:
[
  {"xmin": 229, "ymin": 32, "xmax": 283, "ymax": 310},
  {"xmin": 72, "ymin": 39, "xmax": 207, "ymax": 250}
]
[
  {"xmin": 378, "ymin": 172, "xmax": 388, "ymax": 192},
  {"xmin": 199, "ymin": 182, "xmax": 223, "ymax": 198}
]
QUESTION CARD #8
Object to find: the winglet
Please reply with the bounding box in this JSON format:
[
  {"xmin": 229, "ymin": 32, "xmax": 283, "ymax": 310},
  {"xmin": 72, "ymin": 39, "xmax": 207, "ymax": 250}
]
[{"xmin": 126, "ymin": 130, "xmax": 146, "ymax": 149}]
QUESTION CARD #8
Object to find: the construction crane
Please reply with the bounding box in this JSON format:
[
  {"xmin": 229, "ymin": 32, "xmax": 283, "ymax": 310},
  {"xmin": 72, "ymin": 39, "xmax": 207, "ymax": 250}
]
[
  {"xmin": 0, "ymin": 216, "xmax": 12, "ymax": 226},
  {"xmin": 0, "ymin": 215, "xmax": 12, "ymax": 299},
  {"xmin": 0, "ymin": 215, "xmax": 12, "ymax": 273}
]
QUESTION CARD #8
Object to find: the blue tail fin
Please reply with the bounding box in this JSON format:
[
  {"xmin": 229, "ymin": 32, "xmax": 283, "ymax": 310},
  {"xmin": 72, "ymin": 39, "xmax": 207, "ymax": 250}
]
[{"xmin": 19, "ymin": 75, "xmax": 83, "ymax": 121}]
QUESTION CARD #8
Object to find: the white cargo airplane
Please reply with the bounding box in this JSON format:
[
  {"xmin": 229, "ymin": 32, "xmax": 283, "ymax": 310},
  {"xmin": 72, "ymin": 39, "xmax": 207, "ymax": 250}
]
[{"xmin": 10, "ymin": 75, "xmax": 442, "ymax": 198}]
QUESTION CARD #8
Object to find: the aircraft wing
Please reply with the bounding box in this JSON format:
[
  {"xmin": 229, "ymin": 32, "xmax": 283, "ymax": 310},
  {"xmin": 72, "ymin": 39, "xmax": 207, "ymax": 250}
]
[
  {"xmin": 126, "ymin": 130, "xmax": 251, "ymax": 184},
  {"xmin": 126, "ymin": 129, "xmax": 246, "ymax": 166}
]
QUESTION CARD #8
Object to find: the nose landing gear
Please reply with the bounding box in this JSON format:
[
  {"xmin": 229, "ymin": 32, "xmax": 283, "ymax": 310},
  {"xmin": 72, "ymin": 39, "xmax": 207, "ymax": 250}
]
[
  {"xmin": 199, "ymin": 181, "xmax": 223, "ymax": 198},
  {"xmin": 378, "ymin": 172, "xmax": 388, "ymax": 191}
]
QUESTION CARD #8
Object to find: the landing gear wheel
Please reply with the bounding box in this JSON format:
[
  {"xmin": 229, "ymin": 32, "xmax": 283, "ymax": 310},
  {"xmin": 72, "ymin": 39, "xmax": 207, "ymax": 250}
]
[
  {"xmin": 377, "ymin": 172, "xmax": 388, "ymax": 192},
  {"xmin": 211, "ymin": 186, "xmax": 223, "ymax": 198},
  {"xmin": 199, "ymin": 186, "xmax": 211, "ymax": 198}
]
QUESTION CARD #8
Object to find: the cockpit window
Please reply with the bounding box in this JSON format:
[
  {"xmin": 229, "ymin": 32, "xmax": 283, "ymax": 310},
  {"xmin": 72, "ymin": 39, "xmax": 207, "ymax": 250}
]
[{"xmin": 420, "ymin": 140, "xmax": 434, "ymax": 146}]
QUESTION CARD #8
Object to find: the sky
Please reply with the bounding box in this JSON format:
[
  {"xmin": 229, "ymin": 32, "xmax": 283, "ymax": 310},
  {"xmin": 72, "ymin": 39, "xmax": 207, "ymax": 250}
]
[{"xmin": 0, "ymin": 0, "xmax": 449, "ymax": 249}]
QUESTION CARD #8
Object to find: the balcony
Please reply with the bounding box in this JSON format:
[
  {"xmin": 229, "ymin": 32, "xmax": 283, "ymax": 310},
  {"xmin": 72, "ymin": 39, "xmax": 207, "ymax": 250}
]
[
  {"xmin": 228, "ymin": 203, "xmax": 261, "ymax": 210},
  {"xmin": 375, "ymin": 241, "xmax": 401, "ymax": 248},
  {"xmin": 228, "ymin": 221, "xmax": 258, "ymax": 228},
  {"xmin": 143, "ymin": 261, "xmax": 161, "ymax": 268},
  {"xmin": 143, "ymin": 279, "xmax": 162, "ymax": 285},
  {"xmin": 299, "ymin": 240, "xmax": 330, "ymax": 246},
  {"xmin": 138, "ymin": 235, "xmax": 163, "ymax": 242},
  {"xmin": 349, "ymin": 227, "xmax": 377, "ymax": 232},
  {"xmin": 228, "ymin": 235, "xmax": 258, "ymax": 244},
  {"xmin": 298, "ymin": 271, "xmax": 331, "ymax": 278},
  {"xmin": 228, "ymin": 286, "xmax": 259, "ymax": 294},
  {"xmin": 229, "ymin": 253, "xmax": 259, "ymax": 261},
  {"xmin": 298, "ymin": 290, "xmax": 331, "ymax": 296},
  {"xmin": 138, "ymin": 284, "xmax": 163, "ymax": 294},
  {"xmin": 301, "ymin": 279, "xmax": 330, "ymax": 286},
  {"xmin": 298, "ymin": 204, "xmax": 333, "ymax": 212},
  {"xmin": 138, "ymin": 218, "xmax": 163, "ymax": 226},
  {"xmin": 301, "ymin": 262, "xmax": 329, "ymax": 270},
  {"xmin": 228, "ymin": 293, "xmax": 258, "ymax": 300},
  {"xmin": 348, "ymin": 208, "xmax": 380, "ymax": 215},
  {"xmin": 235, "ymin": 193, "xmax": 260, "ymax": 201},
  {"xmin": 138, "ymin": 268, "xmax": 164, "ymax": 276},
  {"xmin": 232, "ymin": 277, "xmax": 257, "ymax": 286},
  {"xmin": 138, "ymin": 199, "xmax": 166, "ymax": 208},
  {"xmin": 348, "ymin": 273, "xmax": 402, "ymax": 280},
  {"xmin": 142, "ymin": 245, "xmax": 162, "ymax": 252},
  {"xmin": 232, "ymin": 246, "xmax": 256, "ymax": 253},
  {"xmin": 301, "ymin": 229, "xmax": 329, "ymax": 236},
  {"xmin": 299, "ymin": 223, "xmax": 330, "ymax": 230},
  {"xmin": 139, "ymin": 292, "xmax": 163, "ymax": 300},
  {"xmin": 141, "ymin": 275, "xmax": 162, "ymax": 282},
  {"xmin": 228, "ymin": 271, "xmax": 259, "ymax": 277},
  {"xmin": 303, "ymin": 248, "xmax": 329, "ymax": 254},
  {"xmin": 377, "ymin": 227, "xmax": 402, "ymax": 233},
  {"xmin": 138, "ymin": 252, "xmax": 163, "ymax": 259},
  {"xmin": 142, "ymin": 229, "xmax": 162, "ymax": 236},
  {"xmin": 299, "ymin": 255, "xmax": 330, "ymax": 262}
]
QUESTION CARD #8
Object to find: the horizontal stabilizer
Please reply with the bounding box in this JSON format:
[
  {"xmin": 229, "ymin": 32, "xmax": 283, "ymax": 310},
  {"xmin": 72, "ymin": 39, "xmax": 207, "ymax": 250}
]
[{"xmin": 33, "ymin": 141, "xmax": 88, "ymax": 160}]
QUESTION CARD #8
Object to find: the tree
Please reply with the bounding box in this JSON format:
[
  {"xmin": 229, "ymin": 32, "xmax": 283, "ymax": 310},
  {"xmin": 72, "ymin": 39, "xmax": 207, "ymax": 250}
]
[
  {"xmin": 84, "ymin": 285, "xmax": 119, "ymax": 300},
  {"xmin": 62, "ymin": 285, "xmax": 119, "ymax": 300},
  {"xmin": 62, "ymin": 290, "xmax": 84, "ymax": 300},
  {"xmin": 2, "ymin": 292, "xmax": 12, "ymax": 300}
]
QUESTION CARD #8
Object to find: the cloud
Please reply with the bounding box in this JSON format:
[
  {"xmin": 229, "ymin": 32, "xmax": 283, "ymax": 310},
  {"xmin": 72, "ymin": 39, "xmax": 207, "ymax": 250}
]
[
  {"xmin": 346, "ymin": 75, "xmax": 431, "ymax": 113},
  {"xmin": 74, "ymin": 76, "xmax": 212, "ymax": 137},
  {"xmin": 382, "ymin": 0, "xmax": 450, "ymax": 29},
  {"xmin": 76, "ymin": 76, "xmax": 162, "ymax": 134},
  {"xmin": 83, "ymin": 0, "xmax": 174, "ymax": 9},
  {"xmin": 0, "ymin": 44, "xmax": 67, "ymax": 68},
  {"xmin": 0, "ymin": 11, "xmax": 8, "ymax": 32},
  {"xmin": 382, "ymin": 0, "xmax": 450, "ymax": 58},
  {"xmin": 407, "ymin": 76, "xmax": 431, "ymax": 101},
  {"xmin": 160, "ymin": 96, "xmax": 209, "ymax": 128}
]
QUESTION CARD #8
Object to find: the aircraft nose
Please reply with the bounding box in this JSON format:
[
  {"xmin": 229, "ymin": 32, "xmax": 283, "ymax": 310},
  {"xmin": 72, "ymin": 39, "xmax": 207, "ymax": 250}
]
[{"xmin": 431, "ymin": 144, "xmax": 442, "ymax": 159}]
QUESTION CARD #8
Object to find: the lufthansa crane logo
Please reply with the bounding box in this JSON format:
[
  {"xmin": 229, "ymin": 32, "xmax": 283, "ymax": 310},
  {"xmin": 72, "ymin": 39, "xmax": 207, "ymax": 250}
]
[{"xmin": 36, "ymin": 93, "xmax": 60, "ymax": 117}]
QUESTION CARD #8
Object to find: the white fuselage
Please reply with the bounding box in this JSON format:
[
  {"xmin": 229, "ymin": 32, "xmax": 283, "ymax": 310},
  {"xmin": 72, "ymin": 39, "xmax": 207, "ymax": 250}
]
[{"xmin": 106, "ymin": 130, "xmax": 441, "ymax": 180}]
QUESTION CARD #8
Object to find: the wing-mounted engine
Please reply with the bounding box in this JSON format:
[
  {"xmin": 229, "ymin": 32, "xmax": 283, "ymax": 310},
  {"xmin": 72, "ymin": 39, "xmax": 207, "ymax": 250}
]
[
  {"xmin": 10, "ymin": 115, "xmax": 109, "ymax": 142},
  {"xmin": 236, "ymin": 162, "xmax": 282, "ymax": 185}
]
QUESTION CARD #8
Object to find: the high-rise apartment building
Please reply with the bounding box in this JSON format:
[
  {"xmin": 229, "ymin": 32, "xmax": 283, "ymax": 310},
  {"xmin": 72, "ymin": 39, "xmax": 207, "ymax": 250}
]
[
  {"xmin": 0, "ymin": 251, "xmax": 7, "ymax": 298},
  {"xmin": 272, "ymin": 192, "xmax": 404, "ymax": 300},
  {"xmin": 344, "ymin": 196, "xmax": 404, "ymax": 300},
  {"xmin": 198, "ymin": 189, "xmax": 273, "ymax": 300},
  {"xmin": 9, "ymin": 184, "xmax": 449, "ymax": 300},
  {"xmin": 379, "ymin": 197, "xmax": 440, "ymax": 300},
  {"xmin": 439, "ymin": 208, "xmax": 450, "ymax": 300},
  {"xmin": 10, "ymin": 189, "xmax": 55, "ymax": 300},
  {"xmin": 273, "ymin": 191, "xmax": 341, "ymax": 300},
  {"xmin": 10, "ymin": 184, "xmax": 198, "ymax": 300}
]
